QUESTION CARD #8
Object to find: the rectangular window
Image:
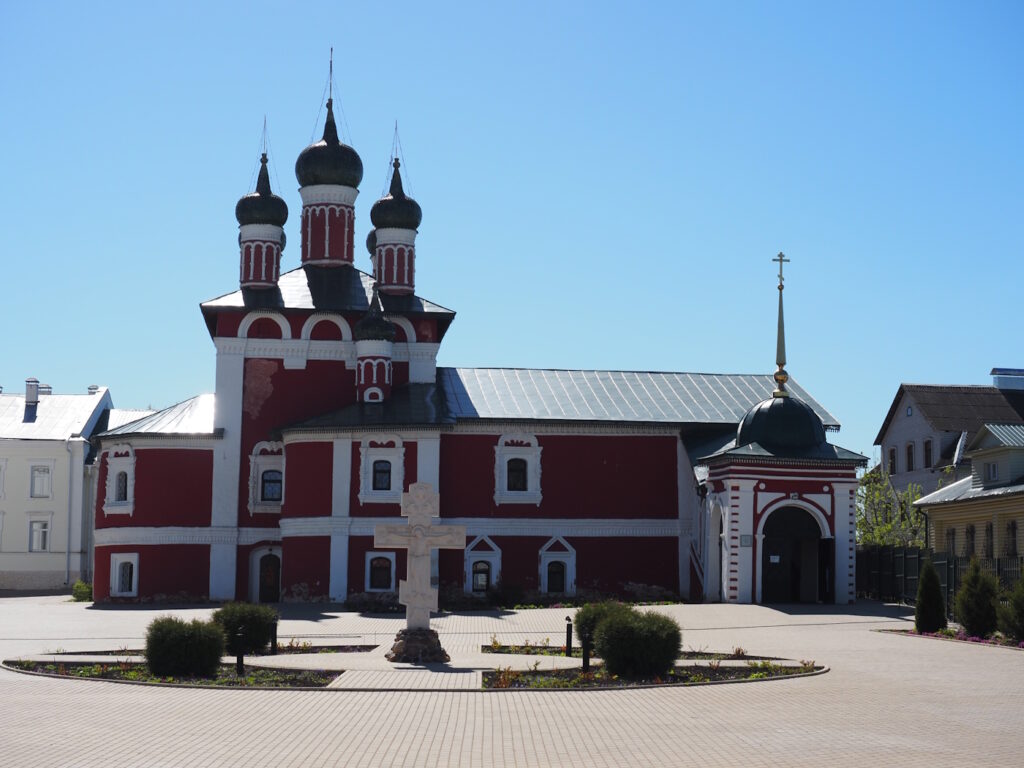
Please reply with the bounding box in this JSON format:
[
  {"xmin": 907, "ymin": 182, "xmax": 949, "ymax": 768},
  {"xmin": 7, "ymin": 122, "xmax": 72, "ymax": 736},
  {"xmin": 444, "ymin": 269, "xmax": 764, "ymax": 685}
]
[
  {"xmin": 29, "ymin": 520, "xmax": 49, "ymax": 552},
  {"xmin": 923, "ymin": 440, "xmax": 932, "ymax": 469},
  {"xmin": 985, "ymin": 462, "xmax": 998, "ymax": 482},
  {"xmin": 945, "ymin": 528, "xmax": 956, "ymax": 555},
  {"xmin": 905, "ymin": 444, "xmax": 915, "ymax": 473},
  {"xmin": 372, "ymin": 460, "xmax": 392, "ymax": 491},
  {"xmin": 888, "ymin": 448, "xmax": 897, "ymax": 475},
  {"xmin": 30, "ymin": 466, "xmax": 51, "ymax": 498},
  {"xmin": 110, "ymin": 553, "xmax": 139, "ymax": 597}
]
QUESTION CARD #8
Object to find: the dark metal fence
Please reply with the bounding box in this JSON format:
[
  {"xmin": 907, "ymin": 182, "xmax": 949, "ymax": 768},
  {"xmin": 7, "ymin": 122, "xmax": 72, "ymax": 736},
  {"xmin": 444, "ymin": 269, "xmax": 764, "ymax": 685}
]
[{"xmin": 857, "ymin": 546, "xmax": 1024, "ymax": 620}]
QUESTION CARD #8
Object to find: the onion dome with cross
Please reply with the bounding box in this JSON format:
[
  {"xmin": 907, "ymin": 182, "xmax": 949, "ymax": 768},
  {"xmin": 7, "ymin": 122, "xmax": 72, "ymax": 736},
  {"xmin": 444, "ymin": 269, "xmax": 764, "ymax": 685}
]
[
  {"xmin": 236, "ymin": 153, "xmax": 288, "ymax": 290},
  {"xmin": 368, "ymin": 158, "xmax": 421, "ymax": 295},
  {"xmin": 295, "ymin": 98, "xmax": 363, "ymax": 268}
]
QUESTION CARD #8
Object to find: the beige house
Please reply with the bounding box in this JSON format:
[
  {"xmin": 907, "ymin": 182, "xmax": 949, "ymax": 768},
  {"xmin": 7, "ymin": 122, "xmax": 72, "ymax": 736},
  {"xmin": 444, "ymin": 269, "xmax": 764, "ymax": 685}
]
[{"xmin": 916, "ymin": 423, "xmax": 1024, "ymax": 559}]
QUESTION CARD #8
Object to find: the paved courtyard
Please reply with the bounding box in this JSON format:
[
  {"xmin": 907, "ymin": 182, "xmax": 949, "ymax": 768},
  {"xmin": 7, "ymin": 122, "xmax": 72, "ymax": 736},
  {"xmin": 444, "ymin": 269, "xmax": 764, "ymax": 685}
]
[{"xmin": 1, "ymin": 596, "xmax": 1022, "ymax": 767}]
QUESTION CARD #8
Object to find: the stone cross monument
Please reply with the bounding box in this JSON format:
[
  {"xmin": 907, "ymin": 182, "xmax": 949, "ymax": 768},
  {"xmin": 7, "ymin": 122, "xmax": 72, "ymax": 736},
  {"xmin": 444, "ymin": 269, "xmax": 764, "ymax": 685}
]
[{"xmin": 374, "ymin": 482, "xmax": 466, "ymax": 662}]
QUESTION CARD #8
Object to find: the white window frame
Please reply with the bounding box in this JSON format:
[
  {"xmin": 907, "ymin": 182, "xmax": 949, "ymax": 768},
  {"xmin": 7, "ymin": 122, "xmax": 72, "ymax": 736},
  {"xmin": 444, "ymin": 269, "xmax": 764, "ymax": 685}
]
[
  {"xmin": 358, "ymin": 436, "xmax": 404, "ymax": 505},
  {"xmin": 103, "ymin": 445, "xmax": 137, "ymax": 516},
  {"xmin": 365, "ymin": 551, "xmax": 396, "ymax": 592},
  {"xmin": 27, "ymin": 512, "xmax": 53, "ymax": 553},
  {"xmin": 248, "ymin": 441, "xmax": 285, "ymax": 514},
  {"xmin": 538, "ymin": 536, "xmax": 576, "ymax": 595},
  {"xmin": 985, "ymin": 462, "xmax": 999, "ymax": 483},
  {"xmin": 28, "ymin": 460, "xmax": 55, "ymax": 500},
  {"xmin": 463, "ymin": 535, "xmax": 502, "ymax": 594},
  {"xmin": 494, "ymin": 434, "xmax": 542, "ymax": 506},
  {"xmin": 110, "ymin": 552, "xmax": 139, "ymax": 597}
]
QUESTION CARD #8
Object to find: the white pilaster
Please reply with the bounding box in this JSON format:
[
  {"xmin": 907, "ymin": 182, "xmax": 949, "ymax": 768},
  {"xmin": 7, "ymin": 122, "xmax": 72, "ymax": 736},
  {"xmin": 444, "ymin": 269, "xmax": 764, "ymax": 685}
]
[
  {"xmin": 329, "ymin": 438, "xmax": 353, "ymax": 599},
  {"xmin": 209, "ymin": 339, "xmax": 244, "ymax": 599}
]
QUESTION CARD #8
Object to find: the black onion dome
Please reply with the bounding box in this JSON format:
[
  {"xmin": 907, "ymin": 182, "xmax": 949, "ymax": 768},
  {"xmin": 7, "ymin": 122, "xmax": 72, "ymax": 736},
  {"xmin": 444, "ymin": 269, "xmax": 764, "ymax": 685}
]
[
  {"xmin": 354, "ymin": 286, "xmax": 396, "ymax": 342},
  {"xmin": 735, "ymin": 395, "xmax": 827, "ymax": 451},
  {"xmin": 366, "ymin": 228, "xmax": 377, "ymax": 255},
  {"xmin": 235, "ymin": 153, "xmax": 288, "ymax": 227},
  {"xmin": 295, "ymin": 99, "xmax": 363, "ymax": 188},
  {"xmin": 370, "ymin": 158, "xmax": 422, "ymax": 230}
]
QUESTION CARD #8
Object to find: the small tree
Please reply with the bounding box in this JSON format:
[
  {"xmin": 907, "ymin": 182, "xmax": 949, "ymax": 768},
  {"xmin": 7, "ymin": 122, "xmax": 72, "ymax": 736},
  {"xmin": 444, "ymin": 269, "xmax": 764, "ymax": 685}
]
[
  {"xmin": 212, "ymin": 602, "xmax": 279, "ymax": 655},
  {"xmin": 856, "ymin": 467, "xmax": 925, "ymax": 547},
  {"xmin": 997, "ymin": 577, "xmax": 1024, "ymax": 643},
  {"xmin": 954, "ymin": 558, "xmax": 999, "ymax": 638},
  {"xmin": 914, "ymin": 559, "xmax": 947, "ymax": 633}
]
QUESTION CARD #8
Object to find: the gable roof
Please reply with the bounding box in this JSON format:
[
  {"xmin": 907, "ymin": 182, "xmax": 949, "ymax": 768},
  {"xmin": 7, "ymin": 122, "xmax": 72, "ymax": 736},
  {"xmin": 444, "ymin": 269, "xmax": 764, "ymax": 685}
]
[
  {"xmin": 968, "ymin": 423, "xmax": 1024, "ymax": 451},
  {"xmin": 284, "ymin": 367, "xmax": 841, "ymax": 433},
  {"xmin": 874, "ymin": 384, "xmax": 1024, "ymax": 446},
  {"xmin": 0, "ymin": 388, "xmax": 112, "ymax": 440},
  {"xmin": 199, "ymin": 267, "xmax": 456, "ymax": 337},
  {"xmin": 97, "ymin": 394, "xmax": 219, "ymax": 438}
]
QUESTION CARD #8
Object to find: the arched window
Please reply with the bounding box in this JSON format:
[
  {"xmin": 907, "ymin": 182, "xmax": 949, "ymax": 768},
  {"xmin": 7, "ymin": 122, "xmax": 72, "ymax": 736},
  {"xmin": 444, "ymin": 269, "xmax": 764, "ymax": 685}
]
[
  {"xmin": 369, "ymin": 556, "xmax": 393, "ymax": 591},
  {"xmin": 472, "ymin": 561, "xmax": 491, "ymax": 593},
  {"xmin": 372, "ymin": 460, "xmax": 392, "ymax": 491},
  {"xmin": 547, "ymin": 561, "xmax": 566, "ymax": 594},
  {"xmin": 118, "ymin": 561, "xmax": 134, "ymax": 595},
  {"xmin": 906, "ymin": 444, "xmax": 915, "ymax": 473},
  {"xmin": 115, "ymin": 471, "xmax": 128, "ymax": 502},
  {"xmin": 506, "ymin": 458, "xmax": 527, "ymax": 492},
  {"xmin": 261, "ymin": 470, "xmax": 282, "ymax": 502}
]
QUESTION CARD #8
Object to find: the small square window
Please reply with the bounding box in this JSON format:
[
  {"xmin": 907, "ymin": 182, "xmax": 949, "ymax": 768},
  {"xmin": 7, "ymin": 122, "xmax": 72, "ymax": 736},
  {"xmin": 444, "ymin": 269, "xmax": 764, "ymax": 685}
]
[
  {"xmin": 30, "ymin": 466, "xmax": 51, "ymax": 498},
  {"xmin": 29, "ymin": 520, "xmax": 49, "ymax": 552}
]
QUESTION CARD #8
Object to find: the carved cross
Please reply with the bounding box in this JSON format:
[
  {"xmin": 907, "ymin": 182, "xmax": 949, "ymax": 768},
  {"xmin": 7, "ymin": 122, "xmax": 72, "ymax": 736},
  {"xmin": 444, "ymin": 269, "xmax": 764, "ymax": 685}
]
[{"xmin": 374, "ymin": 482, "xmax": 466, "ymax": 630}]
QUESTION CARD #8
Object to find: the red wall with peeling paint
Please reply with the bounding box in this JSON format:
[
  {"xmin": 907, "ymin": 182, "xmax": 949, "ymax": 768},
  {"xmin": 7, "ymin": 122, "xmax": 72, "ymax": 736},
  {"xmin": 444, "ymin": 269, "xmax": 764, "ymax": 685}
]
[
  {"xmin": 95, "ymin": 449, "xmax": 213, "ymax": 529},
  {"xmin": 281, "ymin": 537, "xmax": 330, "ymax": 600}
]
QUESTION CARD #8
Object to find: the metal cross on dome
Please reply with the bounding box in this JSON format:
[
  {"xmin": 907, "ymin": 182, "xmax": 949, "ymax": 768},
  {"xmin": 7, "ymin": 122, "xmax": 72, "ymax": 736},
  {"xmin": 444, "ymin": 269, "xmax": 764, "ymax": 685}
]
[
  {"xmin": 373, "ymin": 482, "xmax": 466, "ymax": 631},
  {"xmin": 773, "ymin": 251, "xmax": 790, "ymax": 287}
]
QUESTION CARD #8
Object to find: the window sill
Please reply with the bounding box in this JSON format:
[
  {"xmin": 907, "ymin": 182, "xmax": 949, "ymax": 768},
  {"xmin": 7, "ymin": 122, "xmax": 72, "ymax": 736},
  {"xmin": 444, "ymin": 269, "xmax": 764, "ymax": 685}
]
[
  {"xmin": 493, "ymin": 491, "xmax": 542, "ymax": 506},
  {"xmin": 102, "ymin": 502, "xmax": 134, "ymax": 516},
  {"xmin": 359, "ymin": 491, "xmax": 402, "ymax": 505},
  {"xmin": 251, "ymin": 502, "xmax": 282, "ymax": 515}
]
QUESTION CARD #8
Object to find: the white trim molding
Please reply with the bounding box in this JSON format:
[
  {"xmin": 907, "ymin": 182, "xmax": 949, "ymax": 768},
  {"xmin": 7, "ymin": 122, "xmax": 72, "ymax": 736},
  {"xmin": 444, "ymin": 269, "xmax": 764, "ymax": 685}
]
[
  {"xmin": 102, "ymin": 444, "xmax": 136, "ymax": 516},
  {"xmin": 494, "ymin": 434, "xmax": 542, "ymax": 506},
  {"xmin": 539, "ymin": 536, "xmax": 576, "ymax": 595},
  {"xmin": 238, "ymin": 311, "xmax": 292, "ymax": 340},
  {"xmin": 110, "ymin": 552, "xmax": 139, "ymax": 597},
  {"xmin": 464, "ymin": 535, "xmax": 501, "ymax": 594},
  {"xmin": 358, "ymin": 435, "xmax": 405, "ymax": 505},
  {"xmin": 300, "ymin": 313, "xmax": 353, "ymax": 342},
  {"xmin": 248, "ymin": 441, "xmax": 284, "ymax": 515}
]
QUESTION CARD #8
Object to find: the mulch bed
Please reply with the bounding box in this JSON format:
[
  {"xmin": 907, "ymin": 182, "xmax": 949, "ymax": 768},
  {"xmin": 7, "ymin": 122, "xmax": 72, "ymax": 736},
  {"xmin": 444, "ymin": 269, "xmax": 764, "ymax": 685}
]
[
  {"xmin": 5, "ymin": 660, "xmax": 338, "ymax": 688},
  {"xmin": 483, "ymin": 661, "xmax": 821, "ymax": 689},
  {"xmin": 482, "ymin": 644, "xmax": 777, "ymax": 661}
]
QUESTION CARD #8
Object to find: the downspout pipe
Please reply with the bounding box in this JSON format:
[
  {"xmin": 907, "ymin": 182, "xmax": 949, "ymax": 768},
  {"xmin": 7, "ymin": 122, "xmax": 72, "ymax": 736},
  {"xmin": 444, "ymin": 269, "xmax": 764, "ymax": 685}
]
[{"xmin": 65, "ymin": 437, "xmax": 74, "ymax": 585}]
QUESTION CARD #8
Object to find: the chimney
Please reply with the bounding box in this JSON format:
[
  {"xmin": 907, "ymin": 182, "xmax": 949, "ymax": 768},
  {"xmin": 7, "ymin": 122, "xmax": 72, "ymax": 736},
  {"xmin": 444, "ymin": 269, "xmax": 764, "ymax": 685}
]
[
  {"xmin": 25, "ymin": 378, "xmax": 39, "ymax": 405},
  {"xmin": 992, "ymin": 368, "xmax": 1024, "ymax": 391},
  {"xmin": 88, "ymin": 385, "xmax": 99, "ymax": 395},
  {"xmin": 38, "ymin": 383, "xmax": 52, "ymax": 396}
]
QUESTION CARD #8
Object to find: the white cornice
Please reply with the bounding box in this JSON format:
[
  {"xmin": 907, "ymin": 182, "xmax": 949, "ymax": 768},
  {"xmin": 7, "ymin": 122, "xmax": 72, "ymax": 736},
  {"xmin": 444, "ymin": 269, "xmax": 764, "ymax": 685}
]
[
  {"xmin": 281, "ymin": 516, "xmax": 682, "ymax": 538},
  {"xmin": 94, "ymin": 526, "xmax": 281, "ymax": 547}
]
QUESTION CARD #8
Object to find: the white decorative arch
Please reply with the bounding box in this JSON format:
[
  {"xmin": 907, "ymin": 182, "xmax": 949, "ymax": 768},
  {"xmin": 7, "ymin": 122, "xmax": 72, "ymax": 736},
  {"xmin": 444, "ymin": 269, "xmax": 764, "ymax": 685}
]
[
  {"xmin": 103, "ymin": 443, "xmax": 137, "ymax": 516},
  {"xmin": 755, "ymin": 499, "xmax": 831, "ymax": 540},
  {"xmin": 300, "ymin": 313, "xmax": 353, "ymax": 341},
  {"xmin": 248, "ymin": 545, "xmax": 282, "ymax": 603},
  {"xmin": 464, "ymin": 535, "xmax": 501, "ymax": 594},
  {"xmin": 384, "ymin": 314, "xmax": 416, "ymax": 343},
  {"xmin": 494, "ymin": 433, "xmax": 542, "ymax": 505},
  {"xmin": 238, "ymin": 311, "xmax": 292, "ymax": 340},
  {"xmin": 538, "ymin": 536, "xmax": 576, "ymax": 595}
]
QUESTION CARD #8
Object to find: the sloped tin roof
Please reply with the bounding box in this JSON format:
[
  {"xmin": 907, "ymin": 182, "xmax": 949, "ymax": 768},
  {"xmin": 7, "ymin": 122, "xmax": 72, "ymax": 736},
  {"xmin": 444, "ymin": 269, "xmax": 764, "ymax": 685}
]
[
  {"xmin": 974, "ymin": 423, "xmax": 1024, "ymax": 449},
  {"xmin": 285, "ymin": 368, "xmax": 840, "ymax": 432},
  {"xmin": 916, "ymin": 475, "xmax": 1024, "ymax": 506},
  {"xmin": 98, "ymin": 394, "xmax": 218, "ymax": 438},
  {"xmin": 0, "ymin": 389, "xmax": 111, "ymax": 440}
]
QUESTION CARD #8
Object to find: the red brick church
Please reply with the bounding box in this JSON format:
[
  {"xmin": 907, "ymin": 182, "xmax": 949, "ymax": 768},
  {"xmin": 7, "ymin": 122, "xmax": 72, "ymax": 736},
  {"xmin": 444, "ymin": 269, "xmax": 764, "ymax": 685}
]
[{"xmin": 92, "ymin": 90, "xmax": 865, "ymax": 605}]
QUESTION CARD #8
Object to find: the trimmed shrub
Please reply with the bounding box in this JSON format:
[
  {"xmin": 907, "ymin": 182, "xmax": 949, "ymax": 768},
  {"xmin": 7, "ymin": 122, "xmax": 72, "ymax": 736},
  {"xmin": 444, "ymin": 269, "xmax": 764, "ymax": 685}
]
[
  {"xmin": 212, "ymin": 602, "xmax": 279, "ymax": 655},
  {"xmin": 954, "ymin": 558, "xmax": 999, "ymax": 638},
  {"xmin": 594, "ymin": 609, "xmax": 681, "ymax": 678},
  {"xmin": 71, "ymin": 580, "xmax": 93, "ymax": 602},
  {"xmin": 997, "ymin": 577, "xmax": 1024, "ymax": 643},
  {"xmin": 574, "ymin": 601, "xmax": 633, "ymax": 645},
  {"xmin": 145, "ymin": 616, "xmax": 224, "ymax": 678},
  {"xmin": 914, "ymin": 559, "xmax": 947, "ymax": 633}
]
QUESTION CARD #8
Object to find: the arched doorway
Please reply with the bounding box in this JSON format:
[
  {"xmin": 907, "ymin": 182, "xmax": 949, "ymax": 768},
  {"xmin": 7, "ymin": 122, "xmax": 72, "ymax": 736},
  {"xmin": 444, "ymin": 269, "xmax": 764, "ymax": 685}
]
[
  {"xmin": 761, "ymin": 506, "xmax": 831, "ymax": 604},
  {"xmin": 249, "ymin": 547, "xmax": 282, "ymax": 603}
]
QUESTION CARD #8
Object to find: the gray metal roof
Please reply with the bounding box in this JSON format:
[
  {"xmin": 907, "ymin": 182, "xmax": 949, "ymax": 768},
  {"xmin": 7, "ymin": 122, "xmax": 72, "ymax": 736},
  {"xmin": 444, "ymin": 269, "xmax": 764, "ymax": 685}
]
[
  {"xmin": 0, "ymin": 389, "xmax": 112, "ymax": 440},
  {"xmin": 972, "ymin": 423, "xmax": 1024, "ymax": 449},
  {"xmin": 201, "ymin": 267, "xmax": 455, "ymax": 317},
  {"xmin": 916, "ymin": 475, "xmax": 1024, "ymax": 506},
  {"xmin": 439, "ymin": 368, "xmax": 840, "ymax": 427},
  {"xmin": 106, "ymin": 408, "xmax": 156, "ymax": 431},
  {"xmin": 98, "ymin": 394, "xmax": 218, "ymax": 438}
]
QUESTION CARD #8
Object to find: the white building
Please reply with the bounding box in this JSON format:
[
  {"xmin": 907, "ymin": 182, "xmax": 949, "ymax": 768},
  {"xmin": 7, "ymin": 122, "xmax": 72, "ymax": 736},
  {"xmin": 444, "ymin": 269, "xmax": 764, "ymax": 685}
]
[{"xmin": 0, "ymin": 379, "xmax": 113, "ymax": 589}]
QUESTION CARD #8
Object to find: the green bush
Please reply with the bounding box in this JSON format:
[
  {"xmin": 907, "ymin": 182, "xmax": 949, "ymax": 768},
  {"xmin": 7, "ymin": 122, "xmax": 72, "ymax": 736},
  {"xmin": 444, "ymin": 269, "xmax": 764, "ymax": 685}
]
[
  {"xmin": 212, "ymin": 602, "xmax": 278, "ymax": 655},
  {"xmin": 954, "ymin": 558, "xmax": 999, "ymax": 638},
  {"xmin": 145, "ymin": 617, "xmax": 224, "ymax": 678},
  {"xmin": 574, "ymin": 601, "xmax": 633, "ymax": 644},
  {"xmin": 71, "ymin": 580, "xmax": 93, "ymax": 602},
  {"xmin": 914, "ymin": 559, "xmax": 947, "ymax": 633},
  {"xmin": 594, "ymin": 609, "xmax": 681, "ymax": 678},
  {"xmin": 997, "ymin": 577, "xmax": 1024, "ymax": 643}
]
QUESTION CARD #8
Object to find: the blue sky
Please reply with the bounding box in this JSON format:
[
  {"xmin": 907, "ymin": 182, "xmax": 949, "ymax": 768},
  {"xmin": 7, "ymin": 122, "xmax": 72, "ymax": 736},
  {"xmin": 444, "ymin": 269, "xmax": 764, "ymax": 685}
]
[{"xmin": 1, "ymin": 1, "xmax": 1021, "ymax": 461}]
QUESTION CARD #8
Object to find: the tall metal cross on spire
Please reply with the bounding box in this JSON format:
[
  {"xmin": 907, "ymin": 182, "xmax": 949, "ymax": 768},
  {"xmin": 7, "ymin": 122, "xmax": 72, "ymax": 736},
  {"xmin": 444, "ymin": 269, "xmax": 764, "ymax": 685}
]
[
  {"xmin": 329, "ymin": 47, "xmax": 333, "ymax": 100},
  {"xmin": 773, "ymin": 251, "xmax": 790, "ymax": 288}
]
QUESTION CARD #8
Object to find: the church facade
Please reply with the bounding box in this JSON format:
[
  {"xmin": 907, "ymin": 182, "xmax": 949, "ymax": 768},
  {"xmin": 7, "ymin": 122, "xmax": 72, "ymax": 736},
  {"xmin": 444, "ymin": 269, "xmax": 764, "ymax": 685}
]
[{"xmin": 91, "ymin": 93, "xmax": 865, "ymax": 605}]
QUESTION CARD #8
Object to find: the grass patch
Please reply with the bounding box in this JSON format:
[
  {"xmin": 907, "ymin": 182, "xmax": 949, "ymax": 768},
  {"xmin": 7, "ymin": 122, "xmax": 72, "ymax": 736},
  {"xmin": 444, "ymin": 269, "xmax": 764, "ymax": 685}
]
[{"xmin": 7, "ymin": 660, "xmax": 338, "ymax": 688}]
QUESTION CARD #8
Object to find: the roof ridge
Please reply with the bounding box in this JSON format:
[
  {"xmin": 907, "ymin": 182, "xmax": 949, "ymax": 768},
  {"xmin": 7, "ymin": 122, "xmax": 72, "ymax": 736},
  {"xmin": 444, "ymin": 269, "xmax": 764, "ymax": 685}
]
[{"xmin": 444, "ymin": 366, "xmax": 780, "ymax": 377}]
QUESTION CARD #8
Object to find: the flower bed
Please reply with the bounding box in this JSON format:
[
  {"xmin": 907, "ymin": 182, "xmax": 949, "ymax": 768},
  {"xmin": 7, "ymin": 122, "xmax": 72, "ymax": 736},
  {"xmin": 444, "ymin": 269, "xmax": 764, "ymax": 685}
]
[{"xmin": 5, "ymin": 660, "xmax": 338, "ymax": 688}]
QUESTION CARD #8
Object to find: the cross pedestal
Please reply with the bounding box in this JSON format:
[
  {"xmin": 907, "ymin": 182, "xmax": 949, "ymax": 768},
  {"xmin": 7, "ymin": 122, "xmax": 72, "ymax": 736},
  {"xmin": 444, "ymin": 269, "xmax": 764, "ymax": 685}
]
[{"xmin": 374, "ymin": 482, "xmax": 466, "ymax": 663}]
